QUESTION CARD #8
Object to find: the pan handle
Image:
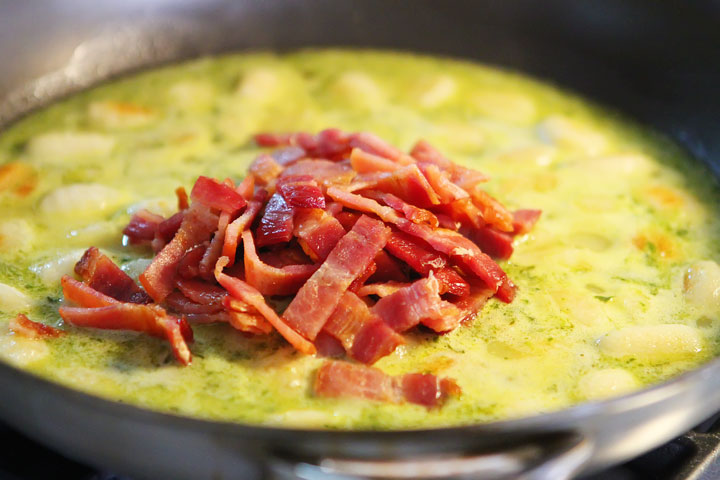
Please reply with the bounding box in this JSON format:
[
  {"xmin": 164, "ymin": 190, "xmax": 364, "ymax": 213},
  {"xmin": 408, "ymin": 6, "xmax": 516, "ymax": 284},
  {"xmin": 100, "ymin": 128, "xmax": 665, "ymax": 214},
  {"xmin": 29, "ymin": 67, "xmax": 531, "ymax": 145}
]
[{"xmin": 267, "ymin": 432, "xmax": 593, "ymax": 480}]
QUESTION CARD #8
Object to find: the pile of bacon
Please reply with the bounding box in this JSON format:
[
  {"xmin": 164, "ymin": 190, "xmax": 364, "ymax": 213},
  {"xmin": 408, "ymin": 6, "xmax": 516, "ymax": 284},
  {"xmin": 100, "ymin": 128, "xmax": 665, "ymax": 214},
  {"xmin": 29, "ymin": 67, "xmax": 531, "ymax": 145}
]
[{"xmin": 56, "ymin": 129, "xmax": 539, "ymax": 408}]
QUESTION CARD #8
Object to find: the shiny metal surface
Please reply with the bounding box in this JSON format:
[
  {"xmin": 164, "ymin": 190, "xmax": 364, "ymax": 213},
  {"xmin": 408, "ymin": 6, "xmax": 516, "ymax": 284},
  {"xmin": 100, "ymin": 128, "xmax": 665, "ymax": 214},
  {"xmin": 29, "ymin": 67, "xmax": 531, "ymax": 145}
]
[{"xmin": 0, "ymin": 1, "xmax": 719, "ymax": 479}]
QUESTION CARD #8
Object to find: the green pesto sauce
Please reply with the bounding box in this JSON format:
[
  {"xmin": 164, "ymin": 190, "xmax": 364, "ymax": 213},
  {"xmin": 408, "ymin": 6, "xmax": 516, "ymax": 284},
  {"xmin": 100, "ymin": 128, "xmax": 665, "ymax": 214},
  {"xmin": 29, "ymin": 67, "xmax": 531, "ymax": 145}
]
[{"xmin": 1, "ymin": 50, "xmax": 719, "ymax": 429}]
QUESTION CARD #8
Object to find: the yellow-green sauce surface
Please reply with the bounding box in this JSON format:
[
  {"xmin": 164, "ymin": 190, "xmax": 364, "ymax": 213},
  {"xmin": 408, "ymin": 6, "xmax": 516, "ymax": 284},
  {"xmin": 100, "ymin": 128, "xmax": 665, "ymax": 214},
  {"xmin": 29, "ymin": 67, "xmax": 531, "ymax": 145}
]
[{"xmin": 1, "ymin": 50, "xmax": 720, "ymax": 429}]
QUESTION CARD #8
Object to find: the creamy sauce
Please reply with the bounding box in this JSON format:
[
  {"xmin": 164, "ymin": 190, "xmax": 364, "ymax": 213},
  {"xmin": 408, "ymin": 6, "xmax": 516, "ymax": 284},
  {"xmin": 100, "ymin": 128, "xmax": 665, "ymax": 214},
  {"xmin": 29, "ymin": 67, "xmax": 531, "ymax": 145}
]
[{"xmin": 1, "ymin": 50, "xmax": 719, "ymax": 429}]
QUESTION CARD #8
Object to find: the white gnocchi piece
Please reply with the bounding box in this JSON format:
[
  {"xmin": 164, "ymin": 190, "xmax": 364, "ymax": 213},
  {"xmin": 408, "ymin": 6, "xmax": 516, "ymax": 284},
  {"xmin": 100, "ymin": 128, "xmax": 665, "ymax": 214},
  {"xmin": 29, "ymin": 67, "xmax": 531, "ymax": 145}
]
[
  {"xmin": 578, "ymin": 368, "xmax": 638, "ymax": 400},
  {"xmin": 39, "ymin": 183, "xmax": 127, "ymax": 215},
  {"xmin": 126, "ymin": 197, "xmax": 177, "ymax": 218},
  {"xmin": 0, "ymin": 333, "xmax": 50, "ymax": 366},
  {"xmin": 88, "ymin": 101, "xmax": 156, "ymax": 129},
  {"xmin": 167, "ymin": 81, "xmax": 215, "ymax": 112},
  {"xmin": 0, "ymin": 219, "xmax": 35, "ymax": 252},
  {"xmin": 538, "ymin": 115, "xmax": 608, "ymax": 155},
  {"xmin": 65, "ymin": 221, "xmax": 118, "ymax": 246},
  {"xmin": 331, "ymin": 72, "xmax": 386, "ymax": 110},
  {"xmin": 416, "ymin": 75, "xmax": 457, "ymax": 108},
  {"xmin": 0, "ymin": 283, "xmax": 31, "ymax": 313},
  {"xmin": 472, "ymin": 91, "xmax": 537, "ymax": 124},
  {"xmin": 683, "ymin": 261, "xmax": 720, "ymax": 312},
  {"xmin": 598, "ymin": 324, "xmax": 703, "ymax": 363},
  {"xmin": 26, "ymin": 131, "xmax": 116, "ymax": 164},
  {"xmin": 585, "ymin": 153, "xmax": 654, "ymax": 176},
  {"xmin": 236, "ymin": 68, "xmax": 282, "ymax": 102},
  {"xmin": 30, "ymin": 250, "xmax": 86, "ymax": 286}
]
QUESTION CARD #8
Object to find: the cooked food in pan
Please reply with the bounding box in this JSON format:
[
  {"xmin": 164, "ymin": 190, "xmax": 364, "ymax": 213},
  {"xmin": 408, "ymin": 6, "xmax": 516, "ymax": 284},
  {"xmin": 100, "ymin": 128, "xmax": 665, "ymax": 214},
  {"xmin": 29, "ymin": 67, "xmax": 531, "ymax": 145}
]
[{"xmin": 1, "ymin": 50, "xmax": 719, "ymax": 429}]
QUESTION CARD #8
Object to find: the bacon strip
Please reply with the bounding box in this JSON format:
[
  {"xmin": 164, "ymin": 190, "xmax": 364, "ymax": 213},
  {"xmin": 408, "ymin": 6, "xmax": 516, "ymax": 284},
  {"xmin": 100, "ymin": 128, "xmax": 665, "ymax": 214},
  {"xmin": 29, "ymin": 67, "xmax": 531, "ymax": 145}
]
[
  {"xmin": 315, "ymin": 360, "xmax": 460, "ymax": 407},
  {"xmin": 61, "ymin": 275, "xmax": 118, "ymax": 308},
  {"xmin": 277, "ymin": 175, "xmax": 326, "ymax": 209},
  {"xmin": 281, "ymin": 160, "xmax": 355, "ymax": 186},
  {"xmin": 323, "ymin": 291, "xmax": 403, "ymax": 364},
  {"xmin": 123, "ymin": 210, "xmax": 164, "ymax": 245},
  {"xmin": 243, "ymin": 230, "xmax": 318, "ymax": 296},
  {"xmin": 58, "ymin": 304, "xmax": 193, "ymax": 365},
  {"xmin": 361, "ymin": 164, "xmax": 440, "ymax": 208},
  {"xmin": 9, "ymin": 313, "xmax": 65, "ymax": 339},
  {"xmin": 222, "ymin": 199, "xmax": 262, "ymax": 267},
  {"xmin": 282, "ymin": 215, "xmax": 390, "ymax": 340},
  {"xmin": 372, "ymin": 275, "xmax": 461, "ymax": 333},
  {"xmin": 190, "ymin": 176, "xmax": 247, "ymax": 214},
  {"xmin": 293, "ymin": 209, "xmax": 348, "ymax": 263},
  {"xmin": 140, "ymin": 203, "xmax": 219, "ymax": 303},
  {"xmin": 255, "ymin": 193, "xmax": 295, "ymax": 247},
  {"xmin": 513, "ymin": 209, "xmax": 542, "ymax": 235},
  {"xmin": 75, "ymin": 247, "xmax": 152, "ymax": 304},
  {"xmin": 214, "ymin": 256, "xmax": 316, "ymax": 355}
]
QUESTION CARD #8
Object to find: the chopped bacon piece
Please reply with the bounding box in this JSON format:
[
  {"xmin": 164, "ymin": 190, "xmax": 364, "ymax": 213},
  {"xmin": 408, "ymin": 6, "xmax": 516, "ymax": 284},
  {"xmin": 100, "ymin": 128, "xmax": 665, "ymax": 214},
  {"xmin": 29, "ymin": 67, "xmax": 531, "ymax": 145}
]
[
  {"xmin": 410, "ymin": 139, "xmax": 453, "ymax": 170},
  {"xmin": 323, "ymin": 291, "xmax": 403, "ymax": 364},
  {"xmin": 384, "ymin": 231, "xmax": 468, "ymax": 296},
  {"xmin": 293, "ymin": 208, "xmax": 347, "ymax": 262},
  {"xmin": 350, "ymin": 148, "xmax": 398, "ymax": 173},
  {"xmin": 469, "ymin": 226, "xmax": 514, "ymax": 260},
  {"xmin": 164, "ymin": 291, "xmax": 225, "ymax": 315},
  {"xmin": 271, "ymin": 146, "xmax": 306, "ymax": 166},
  {"xmin": 281, "ymin": 160, "xmax": 355, "ymax": 185},
  {"xmin": 411, "ymin": 140, "xmax": 490, "ymax": 190},
  {"xmin": 335, "ymin": 211, "xmax": 360, "ymax": 231},
  {"xmin": 61, "ymin": 275, "xmax": 118, "ymax": 308},
  {"xmin": 175, "ymin": 186, "xmax": 189, "ymax": 210},
  {"xmin": 277, "ymin": 175, "xmax": 326, "ymax": 209},
  {"xmin": 154, "ymin": 211, "xmax": 185, "ymax": 250},
  {"xmin": 75, "ymin": 247, "xmax": 152, "ymax": 304},
  {"xmin": 140, "ymin": 203, "xmax": 219, "ymax": 303},
  {"xmin": 255, "ymin": 193, "xmax": 295, "ymax": 247},
  {"xmin": 59, "ymin": 304, "xmax": 193, "ymax": 365},
  {"xmin": 235, "ymin": 175, "xmax": 255, "ymax": 200},
  {"xmin": 357, "ymin": 282, "xmax": 411, "ymax": 298},
  {"xmin": 400, "ymin": 373, "xmax": 461, "ymax": 408},
  {"xmin": 222, "ymin": 297, "xmax": 273, "ymax": 335},
  {"xmin": 363, "ymin": 164, "xmax": 440, "ymax": 208},
  {"xmin": 254, "ymin": 132, "xmax": 294, "ymax": 147},
  {"xmin": 418, "ymin": 163, "xmax": 469, "ymax": 204},
  {"xmin": 198, "ymin": 211, "xmax": 231, "ymax": 279},
  {"xmin": 176, "ymin": 279, "xmax": 227, "ymax": 306},
  {"xmin": 437, "ymin": 197, "xmax": 485, "ymax": 230},
  {"xmin": 469, "ymin": 188, "xmax": 514, "ymax": 233},
  {"xmin": 348, "ymin": 261, "xmax": 377, "ymax": 293},
  {"xmin": 314, "ymin": 360, "xmax": 460, "ymax": 407},
  {"xmin": 9, "ymin": 313, "xmax": 64, "ymax": 339},
  {"xmin": 123, "ymin": 210, "xmax": 164, "ymax": 245},
  {"xmin": 372, "ymin": 275, "xmax": 461, "ymax": 332},
  {"xmin": 282, "ymin": 215, "xmax": 390, "ymax": 340},
  {"xmin": 349, "ymin": 132, "xmax": 413, "ymax": 164},
  {"xmin": 243, "ymin": 230, "xmax": 318, "ymax": 296},
  {"xmin": 177, "ymin": 243, "xmax": 207, "ymax": 280},
  {"xmin": 314, "ymin": 331, "xmax": 346, "ymax": 357},
  {"xmin": 369, "ymin": 250, "xmax": 407, "ymax": 283},
  {"xmin": 222, "ymin": 199, "xmax": 262, "ymax": 267},
  {"xmin": 255, "ymin": 129, "xmax": 351, "ymax": 159},
  {"xmin": 249, "ymin": 154, "xmax": 284, "ymax": 186},
  {"xmin": 512, "ymin": 209, "xmax": 542, "ymax": 235},
  {"xmin": 190, "ymin": 176, "xmax": 247, "ymax": 214},
  {"xmin": 364, "ymin": 191, "xmax": 439, "ymax": 228},
  {"xmin": 215, "ymin": 256, "xmax": 316, "ymax": 354}
]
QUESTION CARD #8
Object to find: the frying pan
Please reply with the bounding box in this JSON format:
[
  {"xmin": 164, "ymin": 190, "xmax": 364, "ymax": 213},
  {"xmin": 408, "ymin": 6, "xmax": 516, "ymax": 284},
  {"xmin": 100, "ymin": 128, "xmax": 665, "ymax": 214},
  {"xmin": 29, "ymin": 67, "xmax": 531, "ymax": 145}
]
[{"xmin": 1, "ymin": 1, "xmax": 719, "ymax": 478}]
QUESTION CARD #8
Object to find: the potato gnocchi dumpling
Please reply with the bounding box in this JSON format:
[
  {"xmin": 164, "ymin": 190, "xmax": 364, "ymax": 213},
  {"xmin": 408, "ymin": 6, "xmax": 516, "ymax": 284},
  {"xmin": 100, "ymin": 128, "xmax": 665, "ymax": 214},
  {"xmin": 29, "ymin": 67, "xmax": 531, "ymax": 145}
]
[{"xmin": 0, "ymin": 50, "xmax": 718, "ymax": 429}]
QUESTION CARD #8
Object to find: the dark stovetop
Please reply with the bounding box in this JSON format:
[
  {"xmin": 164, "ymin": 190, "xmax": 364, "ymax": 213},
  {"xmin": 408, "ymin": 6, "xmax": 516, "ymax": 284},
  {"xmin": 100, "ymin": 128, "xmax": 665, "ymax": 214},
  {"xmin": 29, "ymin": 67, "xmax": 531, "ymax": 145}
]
[{"xmin": 3, "ymin": 415, "xmax": 720, "ymax": 480}]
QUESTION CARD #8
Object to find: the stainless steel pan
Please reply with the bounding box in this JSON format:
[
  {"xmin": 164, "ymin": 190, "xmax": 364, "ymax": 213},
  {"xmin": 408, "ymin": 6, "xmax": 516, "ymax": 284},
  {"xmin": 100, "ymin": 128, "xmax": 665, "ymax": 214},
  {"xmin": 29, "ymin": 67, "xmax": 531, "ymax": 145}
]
[{"xmin": 1, "ymin": 1, "xmax": 719, "ymax": 479}]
